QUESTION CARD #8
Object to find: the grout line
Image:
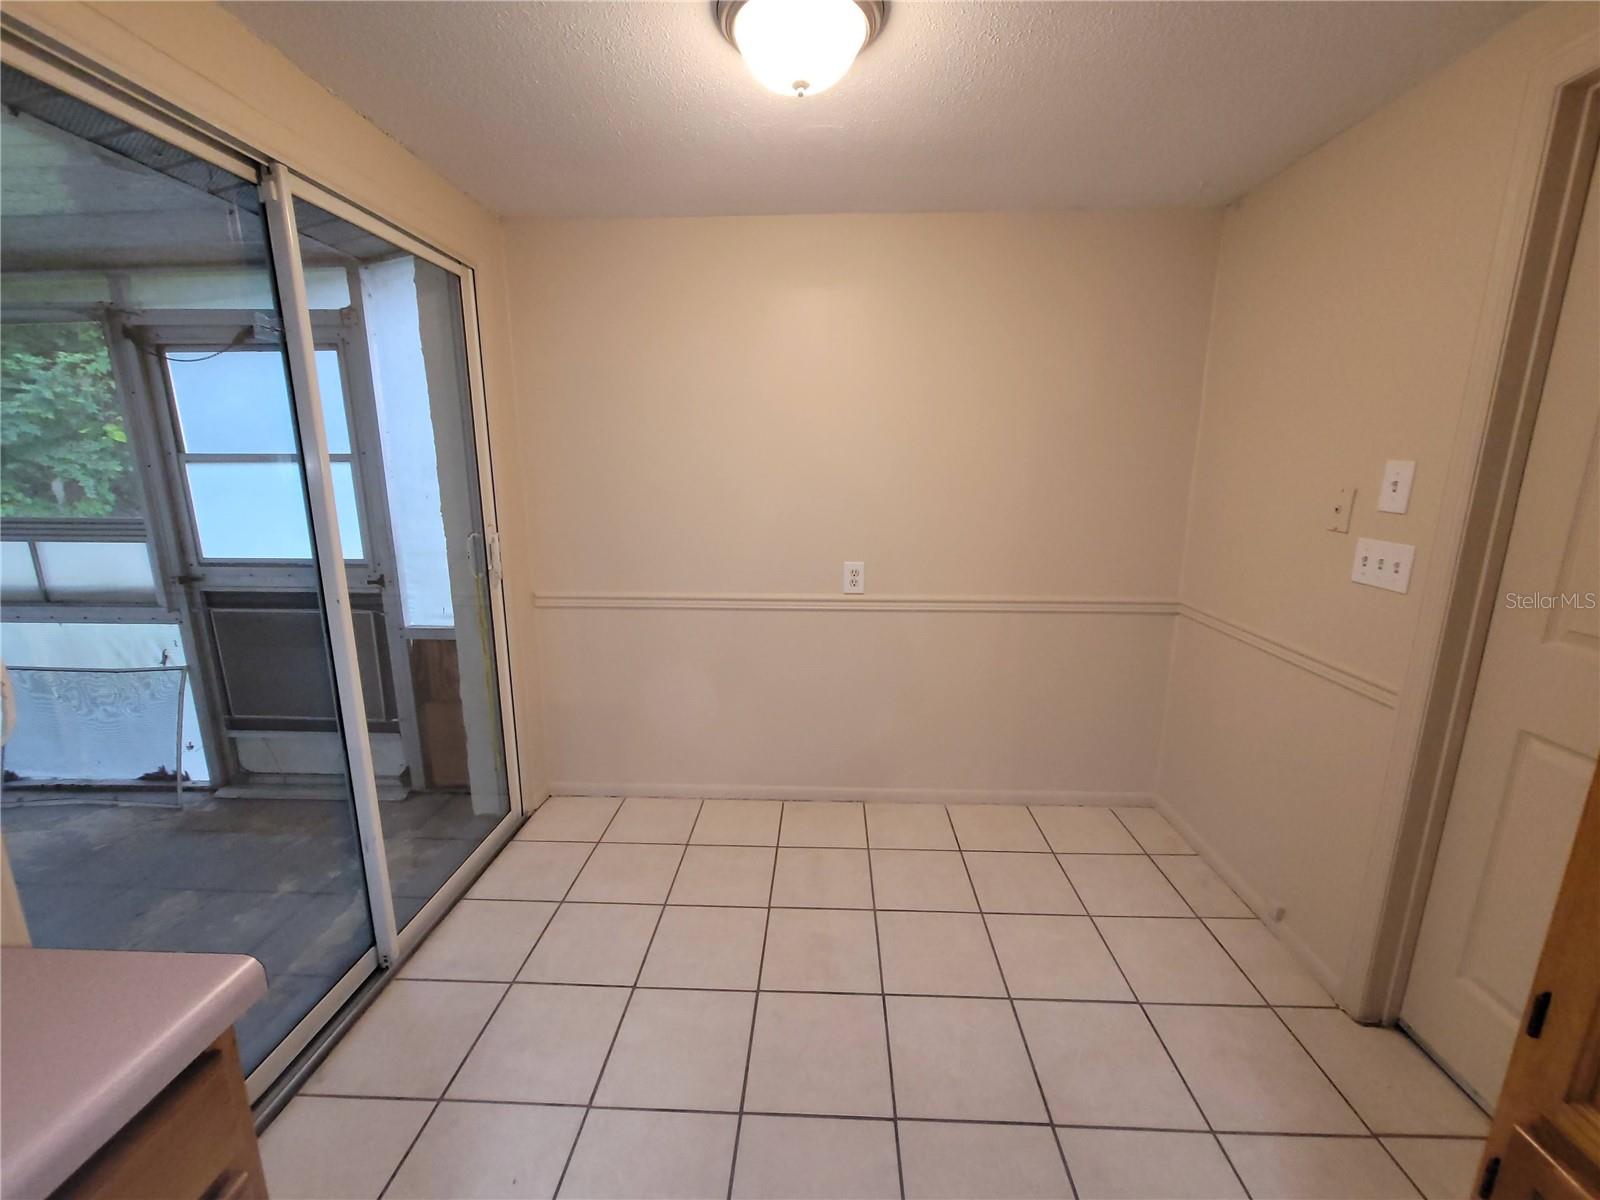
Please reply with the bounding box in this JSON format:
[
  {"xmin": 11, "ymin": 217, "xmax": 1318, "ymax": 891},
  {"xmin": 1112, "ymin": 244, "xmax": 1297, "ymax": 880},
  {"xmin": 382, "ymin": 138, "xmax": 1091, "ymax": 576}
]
[
  {"xmin": 954, "ymin": 805, "xmax": 1078, "ymax": 1200},
  {"xmin": 1123, "ymin": 810, "xmax": 1456, "ymax": 1198},
  {"xmin": 726, "ymin": 802, "xmax": 782, "ymax": 1199},
  {"xmin": 518, "ymin": 835, "xmax": 1153, "ymax": 855},
  {"xmin": 1134, "ymin": 817, "xmax": 1428, "ymax": 1199},
  {"xmin": 376, "ymin": 798, "xmax": 629, "ymax": 1199},
  {"xmin": 1023, "ymin": 804, "xmax": 1111, "ymax": 1200},
  {"xmin": 1266, "ymin": 1002, "xmax": 1429, "ymax": 1199},
  {"xmin": 378, "ymin": 974, "xmax": 1302, "ymax": 1006},
  {"xmin": 347, "ymin": 800, "xmax": 1474, "ymax": 1200},
  {"xmin": 469, "ymin": 895, "xmax": 1287, "ymax": 917},
  {"xmin": 864, "ymin": 805, "xmax": 908, "ymax": 1200},
  {"xmin": 552, "ymin": 798, "xmax": 703, "ymax": 1199},
  {"xmin": 1105, "ymin": 807, "xmax": 1192, "ymax": 858},
  {"xmin": 279, "ymin": 1090, "xmax": 1487, "ymax": 1141},
  {"xmin": 1079, "ymin": 806, "xmax": 1253, "ymax": 1200}
]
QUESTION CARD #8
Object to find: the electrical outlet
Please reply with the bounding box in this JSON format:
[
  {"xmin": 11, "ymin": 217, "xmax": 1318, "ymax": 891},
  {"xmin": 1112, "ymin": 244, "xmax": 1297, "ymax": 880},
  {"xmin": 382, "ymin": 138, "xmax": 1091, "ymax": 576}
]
[
  {"xmin": 843, "ymin": 561, "xmax": 864, "ymax": 594},
  {"xmin": 1351, "ymin": 537, "xmax": 1415, "ymax": 593}
]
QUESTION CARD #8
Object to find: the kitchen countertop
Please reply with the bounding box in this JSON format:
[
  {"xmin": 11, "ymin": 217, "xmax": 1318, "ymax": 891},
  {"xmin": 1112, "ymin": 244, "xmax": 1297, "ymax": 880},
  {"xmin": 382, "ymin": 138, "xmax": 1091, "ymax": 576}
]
[{"xmin": 0, "ymin": 947, "xmax": 266, "ymax": 1200}]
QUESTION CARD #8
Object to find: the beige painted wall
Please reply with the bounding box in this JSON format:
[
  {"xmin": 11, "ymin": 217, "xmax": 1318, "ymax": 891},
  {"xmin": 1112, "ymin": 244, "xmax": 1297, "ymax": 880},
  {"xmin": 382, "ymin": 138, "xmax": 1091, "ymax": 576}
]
[
  {"xmin": 3, "ymin": 1, "xmax": 545, "ymax": 803},
  {"xmin": 510, "ymin": 212, "xmax": 1221, "ymax": 799},
  {"xmin": 1159, "ymin": 2, "xmax": 1600, "ymax": 989}
]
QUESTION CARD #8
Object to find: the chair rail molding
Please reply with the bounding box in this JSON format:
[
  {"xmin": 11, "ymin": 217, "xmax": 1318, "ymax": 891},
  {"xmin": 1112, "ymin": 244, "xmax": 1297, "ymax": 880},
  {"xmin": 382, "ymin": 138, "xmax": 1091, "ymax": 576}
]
[
  {"xmin": 534, "ymin": 591, "xmax": 1401, "ymax": 709},
  {"xmin": 1177, "ymin": 605, "xmax": 1401, "ymax": 709},
  {"xmin": 531, "ymin": 591, "xmax": 1180, "ymax": 615}
]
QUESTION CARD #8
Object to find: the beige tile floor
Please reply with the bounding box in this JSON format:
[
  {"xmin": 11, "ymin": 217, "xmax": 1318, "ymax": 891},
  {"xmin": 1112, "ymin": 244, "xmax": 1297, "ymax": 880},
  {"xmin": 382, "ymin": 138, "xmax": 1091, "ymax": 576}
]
[{"xmin": 262, "ymin": 798, "xmax": 1490, "ymax": 1200}]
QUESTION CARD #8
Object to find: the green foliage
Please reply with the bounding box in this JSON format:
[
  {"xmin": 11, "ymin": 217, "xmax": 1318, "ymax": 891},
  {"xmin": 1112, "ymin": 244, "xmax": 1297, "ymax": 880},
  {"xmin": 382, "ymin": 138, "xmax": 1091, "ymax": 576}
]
[{"xmin": 1, "ymin": 322, "xmax": 141, "ymax": 518}]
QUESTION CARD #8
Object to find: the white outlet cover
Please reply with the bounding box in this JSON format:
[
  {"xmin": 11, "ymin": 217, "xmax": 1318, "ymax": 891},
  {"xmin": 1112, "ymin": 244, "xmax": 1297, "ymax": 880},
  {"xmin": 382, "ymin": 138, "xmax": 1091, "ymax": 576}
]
[
  {"xmin": 1352, "ymin": 537, "xmax": 1414, "ymax": 593},
  {"xmin": 1377, "ymin": 459, "xmax": 1416, "ymax": 514},
  {"xmin": 843, "ymin": 561, "xmax": 864, "ymax": 594},
  {"xmin": 1327, "ymin": 486, "xmax": 1354, "ymax": 533}
]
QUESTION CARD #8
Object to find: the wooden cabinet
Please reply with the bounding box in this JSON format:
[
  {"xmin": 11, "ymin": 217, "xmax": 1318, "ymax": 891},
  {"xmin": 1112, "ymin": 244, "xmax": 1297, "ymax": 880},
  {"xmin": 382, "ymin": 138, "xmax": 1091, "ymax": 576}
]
[
  {"xmin": 1479, "ymin": 763, "xmax": 1600, "ymax": 1200},
  {"xmin": 52, "ymin": 1031, "xmax": 266, "ymax": 1200}
]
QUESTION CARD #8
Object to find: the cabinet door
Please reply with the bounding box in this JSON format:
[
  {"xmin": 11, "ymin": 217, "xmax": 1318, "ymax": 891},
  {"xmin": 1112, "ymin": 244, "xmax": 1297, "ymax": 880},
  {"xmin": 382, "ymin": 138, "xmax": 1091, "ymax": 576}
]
[{"xmin": 1477, "ymin": 764, "xmax": 1600, "ymax": 1200}]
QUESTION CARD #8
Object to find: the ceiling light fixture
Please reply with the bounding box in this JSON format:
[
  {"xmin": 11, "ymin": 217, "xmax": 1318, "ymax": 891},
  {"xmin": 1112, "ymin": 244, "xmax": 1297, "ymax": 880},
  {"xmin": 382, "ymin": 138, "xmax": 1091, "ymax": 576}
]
[{"xmin": 715, "ymin": 0, "xmax": 887, "ymax": 99}]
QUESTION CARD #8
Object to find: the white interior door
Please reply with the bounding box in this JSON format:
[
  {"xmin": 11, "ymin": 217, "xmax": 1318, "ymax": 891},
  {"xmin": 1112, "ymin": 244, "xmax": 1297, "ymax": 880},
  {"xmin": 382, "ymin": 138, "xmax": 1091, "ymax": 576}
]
[{"xmin": 1401, "ymin": 155, "xmax": 1600, "ymax": 1106}]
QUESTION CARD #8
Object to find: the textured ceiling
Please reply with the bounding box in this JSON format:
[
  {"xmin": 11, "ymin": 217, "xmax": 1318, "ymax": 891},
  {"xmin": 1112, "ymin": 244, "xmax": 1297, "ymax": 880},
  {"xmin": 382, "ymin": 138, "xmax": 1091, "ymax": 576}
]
[{"xmin": 226, "ymin": 0, "xmax": 1530, "ymax": 217}]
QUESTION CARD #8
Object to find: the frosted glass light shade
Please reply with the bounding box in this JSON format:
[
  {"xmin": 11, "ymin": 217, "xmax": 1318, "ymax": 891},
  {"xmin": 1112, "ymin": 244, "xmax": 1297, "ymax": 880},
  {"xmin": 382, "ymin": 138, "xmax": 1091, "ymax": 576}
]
[{"xmin": 731, "ymin": 0, "xmax": 871, "ymax": 98}]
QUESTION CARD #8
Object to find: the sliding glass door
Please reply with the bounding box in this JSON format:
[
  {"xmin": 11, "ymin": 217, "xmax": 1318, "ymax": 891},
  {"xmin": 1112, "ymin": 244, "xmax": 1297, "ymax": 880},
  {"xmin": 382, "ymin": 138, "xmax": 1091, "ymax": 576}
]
[
  {"xmin": 0, "ymin": 65, "xmax": 379, "ymax": 1075},
  {"xmin": 0, "ymin": 53, "xmax": 519, "ymax": 1096},
  {"xmin": 267, "ymin": 180, "xmax": 515, "ymax": 934}
]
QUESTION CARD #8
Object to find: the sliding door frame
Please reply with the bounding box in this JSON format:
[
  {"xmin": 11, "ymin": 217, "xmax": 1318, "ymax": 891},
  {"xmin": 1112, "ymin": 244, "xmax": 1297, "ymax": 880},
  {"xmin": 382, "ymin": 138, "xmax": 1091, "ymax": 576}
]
[
  {"xmin": 0, "ymin": 33, "xmax": 251, "ymax": 173},
  {"xmin": 0, "ymin": 29, "xmax": 528, "ymax": 1102},
  {"xmin": 262, "ymin": 165, "xmax": 526, "ymax": 965},
  {"xmin": 261, "ymin": 164, "xmax": 402, "ymax": 970}
]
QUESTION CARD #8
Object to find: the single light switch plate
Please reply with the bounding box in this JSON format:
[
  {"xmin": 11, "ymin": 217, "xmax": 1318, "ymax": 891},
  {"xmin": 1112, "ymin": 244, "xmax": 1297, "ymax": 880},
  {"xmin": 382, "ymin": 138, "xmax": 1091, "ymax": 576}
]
[
  {"xmin": 1352, "ymin": 537, "xmax": 1415, "ymax": 593},
  {"xmin": 1328, "ymin": 486, "xmax": 1354, "ymax": 533},
  {"xmin": 1378, "ymin": 460, "xmax": 1416, "ymax": 514},
  {"xmin": 843, "ymin": 561, "xmax": 865, "ymax": 594}
]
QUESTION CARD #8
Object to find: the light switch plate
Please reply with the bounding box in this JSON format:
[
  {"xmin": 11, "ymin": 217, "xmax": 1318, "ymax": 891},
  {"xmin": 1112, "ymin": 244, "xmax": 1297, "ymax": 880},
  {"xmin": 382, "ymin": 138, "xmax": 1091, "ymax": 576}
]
[
  {"xmin": 1378, "ymin": 460, "xmax": 1416, "ymax": 514},
  {"xmin": 1328, "ymin": 486, "xmax": 1354, "ymax": 533},
  {"xmin": 1352, "ymin": 537, "xmax": 1415, "ymax": 593},
  {"xmin": 843, "ymin": 561, "xmax": 864, "ymax": 594}
]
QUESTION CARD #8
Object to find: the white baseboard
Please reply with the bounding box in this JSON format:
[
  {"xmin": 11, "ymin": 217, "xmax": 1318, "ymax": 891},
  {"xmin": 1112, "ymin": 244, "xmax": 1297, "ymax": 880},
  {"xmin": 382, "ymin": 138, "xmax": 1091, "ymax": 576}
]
[
  {"xmin": 544, "ymin": 781, "xmax": 1154, "ymax": 807},
  {"xmin": 1153, "ymin": 794, "xmax": 1345, "ymax": 1001}
]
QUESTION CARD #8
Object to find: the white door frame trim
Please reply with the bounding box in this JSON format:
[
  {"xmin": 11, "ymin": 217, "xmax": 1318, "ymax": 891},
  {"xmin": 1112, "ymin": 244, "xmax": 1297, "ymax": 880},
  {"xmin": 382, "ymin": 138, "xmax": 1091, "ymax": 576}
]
[{"xmin": 1344, "ymin": 35, "xmax": 1600, "ymax": 1021}]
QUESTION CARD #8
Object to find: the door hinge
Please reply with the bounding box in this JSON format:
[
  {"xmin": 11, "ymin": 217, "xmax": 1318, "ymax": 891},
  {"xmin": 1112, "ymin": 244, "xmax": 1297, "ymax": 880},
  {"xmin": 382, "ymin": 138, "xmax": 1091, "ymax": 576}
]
[
  {"xmin": 1526, "ymin": 990, "xmax": 1553, "ymax": 1038},
  {"xmin": 1477, "ymin": 1155, "xmax": 1500, "ymax": 1198}
]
